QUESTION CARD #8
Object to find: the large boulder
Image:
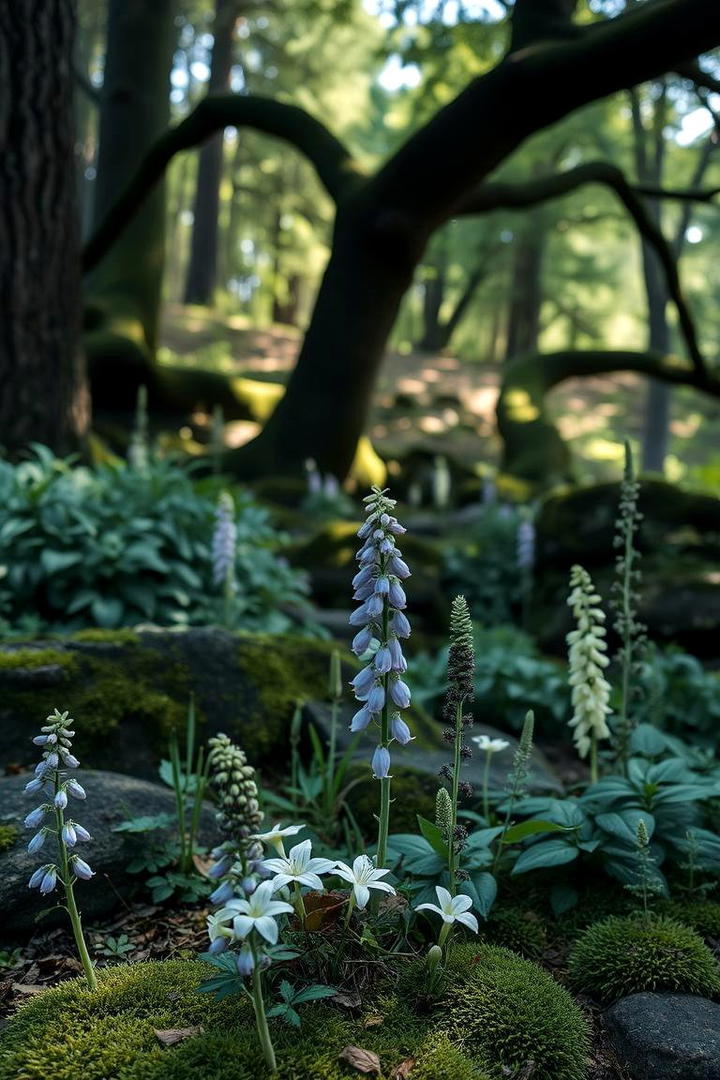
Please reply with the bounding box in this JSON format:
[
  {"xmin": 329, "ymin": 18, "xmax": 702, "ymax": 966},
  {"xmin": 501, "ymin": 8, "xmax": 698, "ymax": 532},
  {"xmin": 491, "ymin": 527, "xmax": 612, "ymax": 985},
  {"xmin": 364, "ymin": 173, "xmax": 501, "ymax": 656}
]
[
  {"xmin": 0, "ymin": 628, "xmax": 358, "ymax": 778},
  {"xmin": 532, "ymin": 479, "xmax": 720, "ymax": 657},
  {"xmin": 0, "ymin": 770, "xmax": 217, "ymax": 937},
  {"xmin": 605, "ymin": 993, "xmax": 720, "ymax": 1080}
]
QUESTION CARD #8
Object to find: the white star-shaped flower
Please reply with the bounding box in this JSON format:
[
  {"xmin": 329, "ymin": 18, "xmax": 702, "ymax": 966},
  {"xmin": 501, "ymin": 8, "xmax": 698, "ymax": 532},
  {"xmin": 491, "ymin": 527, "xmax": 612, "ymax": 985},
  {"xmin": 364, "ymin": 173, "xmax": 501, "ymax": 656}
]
[
  {"xmin": 215, "ymin": 880, "xmax": 294, "ymax": 945},
  {"xmin": 261, "ymin": 839, "xmax": 336, "ymax": 892},
  {"xmin": 249, "ymin": 822, "xmax": 306, "ymax": 854},
  {"xmin": 472, "ymin": 735, "xmax": 510, "ymax": 754},
  {"xmin": 415, "ymin": 886, "xmax": 478, "ymax": 933},
  {"xmin": 334, "ymin": 854, "xmax": 396, "ymax": 910}
]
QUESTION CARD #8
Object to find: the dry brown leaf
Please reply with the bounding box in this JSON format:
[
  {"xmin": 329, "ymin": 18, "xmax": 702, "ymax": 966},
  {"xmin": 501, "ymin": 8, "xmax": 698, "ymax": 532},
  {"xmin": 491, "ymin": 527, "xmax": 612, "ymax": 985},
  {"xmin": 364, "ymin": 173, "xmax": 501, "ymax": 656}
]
[
  {"xmin": 154, "ymin": 1026, "xmax": 204, "ymax": 1047},
  {"xmin": 390, "ymin": 1058, "xmax": 416, "ymax": 1079},
  {"xmin": 338, "ymin": 1044, "xmax": 382, "ymax": 1075},
  {"xmin": 362, "ymin": 1013, "xmax": 384, "ymax": 1028},
  {"xmin": 333, "ymin": 991, "xmax": 362, "ymax": 1009}
]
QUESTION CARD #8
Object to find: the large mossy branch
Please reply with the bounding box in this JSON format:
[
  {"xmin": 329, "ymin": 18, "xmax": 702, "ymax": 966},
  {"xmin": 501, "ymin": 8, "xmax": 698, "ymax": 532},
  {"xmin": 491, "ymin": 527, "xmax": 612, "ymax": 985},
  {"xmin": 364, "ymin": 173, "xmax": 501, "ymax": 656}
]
[
  {"xmin": 371, "ymin": 0, "xmax": 720, "ymax": 227},
  {"xmin": 497, "ymin": 348, "xmax": 720, "ymax": 487},
  {"xmin": 456, "ymin": 160, "xmax": 714, "ymax": 379},
  {"xmin": 83, "ymin": 95, "xmax": 360, "ymax": 272}
]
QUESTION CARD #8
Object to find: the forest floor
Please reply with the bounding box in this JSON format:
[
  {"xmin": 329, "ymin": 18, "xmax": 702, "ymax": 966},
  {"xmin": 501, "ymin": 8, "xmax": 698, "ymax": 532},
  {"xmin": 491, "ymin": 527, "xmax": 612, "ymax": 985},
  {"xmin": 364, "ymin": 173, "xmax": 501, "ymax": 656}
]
[
  {"xmin": 0, "ymin": 897, "xmax": 632, "ymax": 1079},
  {"xmin": 160, "ymin": 304, "xmax": 720, "ymax": 490}
]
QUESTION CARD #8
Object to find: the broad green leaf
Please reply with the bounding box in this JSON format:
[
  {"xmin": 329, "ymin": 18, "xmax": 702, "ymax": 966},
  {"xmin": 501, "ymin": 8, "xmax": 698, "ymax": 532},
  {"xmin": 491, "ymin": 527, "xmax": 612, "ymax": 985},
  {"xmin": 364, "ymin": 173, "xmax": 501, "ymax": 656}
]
[
  {"xmin": 511, "ymin": 839, "xmax": 579, "ymax": 876},
  {"xmin": 501, "ymin": 819, "xmax": 571, "ymax": 845}
]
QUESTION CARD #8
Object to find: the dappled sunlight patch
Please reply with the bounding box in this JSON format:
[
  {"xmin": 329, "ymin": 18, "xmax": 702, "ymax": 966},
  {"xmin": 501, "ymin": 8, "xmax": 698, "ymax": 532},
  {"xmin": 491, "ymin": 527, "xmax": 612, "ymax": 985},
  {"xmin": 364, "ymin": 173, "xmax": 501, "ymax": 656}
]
[{"xmin": 503, "ymin": 389, "xmax": 540, "ymax": 423}]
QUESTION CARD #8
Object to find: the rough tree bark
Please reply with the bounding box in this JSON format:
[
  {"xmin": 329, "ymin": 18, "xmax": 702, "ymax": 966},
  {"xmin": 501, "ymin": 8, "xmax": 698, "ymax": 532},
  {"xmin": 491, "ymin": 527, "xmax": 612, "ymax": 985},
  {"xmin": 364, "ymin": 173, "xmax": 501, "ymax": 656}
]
[
  {"xmin": 85, "ymin": 0, "xmax": 175, "ymax": 374},
  {"xmin": 83, "ymin": 0, "xmax": 720, "ymax": 478},
  {"xmin": 0, "ymin": 0, "xmax": 89, "ymax": 456},
  {"xmin": 504, "ymin": 216, "xmax": 546, "ymax": 362},
  {"xmin": 183, "ymin": 0, "xmax": 239, "ymax": 306}
]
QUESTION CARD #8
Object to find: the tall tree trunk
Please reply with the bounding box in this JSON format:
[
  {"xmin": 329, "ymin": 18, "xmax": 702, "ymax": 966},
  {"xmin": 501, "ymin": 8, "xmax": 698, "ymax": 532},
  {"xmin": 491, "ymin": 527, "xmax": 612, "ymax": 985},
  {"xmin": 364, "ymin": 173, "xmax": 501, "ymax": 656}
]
[
  {"xmin": 639, "ymin": 230, "xmax": 672, "ymax": 471},
  {"xmin": 417, "ymin": 237, "xmax": 448, "ymax": 352},
  {"xmin": 86, "ymin": 0, "xmax": 174, "ymax": 369},
  {"xmin": 229, "ymin": 200, "xmax": 426, "ymax": 477},
  {"xmin": 0, "ymin": 0, "xmax": 89, "ymax": 456},
  {"xmin": 504, "ymin": 217, "xmax": 545, "ymax": 361},
  {"xmin": 183, "ymin": 0, "xmax": 238, "ymax": 306}
]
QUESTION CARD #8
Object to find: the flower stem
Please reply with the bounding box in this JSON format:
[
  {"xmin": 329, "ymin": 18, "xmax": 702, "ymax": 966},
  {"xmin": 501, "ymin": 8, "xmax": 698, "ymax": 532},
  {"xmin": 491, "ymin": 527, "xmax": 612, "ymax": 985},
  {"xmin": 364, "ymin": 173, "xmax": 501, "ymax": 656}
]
[
  {"xmin": 590, "ymin": 731, "xmax": 599, "ymax": 785},
  {"xmin": 293, "ymin": 882, "xmax": 307, "ymax": 925},
  {"xmin": 344, "ymin": 893, "xmax": 356, "ymax": 927},
  {"xmin": 438, "ymin": 921, "xmax": 452, "ymax": 950},
  {"xmin": 55, "ymin": 800, "xmax": 96, "ymax": 990},
  {"xmin": 251, "ymin": 956, "xmax": 276, "ymax": 1073},
  {"xmin": 375, "ymin": 602, "xmax": 391, "ymax": 872},
  {"xmin": 448, "ymin": 701, "xmax": 463, "ymax": 895},
  {"xmin": 482, "ymin": 751, "xmax": 492, "ymax": 825}
]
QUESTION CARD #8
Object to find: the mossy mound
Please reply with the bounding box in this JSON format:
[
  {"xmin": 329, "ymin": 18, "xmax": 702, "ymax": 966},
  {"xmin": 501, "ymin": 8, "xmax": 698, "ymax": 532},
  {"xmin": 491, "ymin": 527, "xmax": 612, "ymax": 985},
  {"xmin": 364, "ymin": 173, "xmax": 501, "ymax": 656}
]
[
  {"xmin": 569, "ymin": 914, "xmax": 720, "ymax": 1004},
  {"xmin": 656, "ymin": 899, "xmax": 720, "ymax": 943},
  {"xmin": 0, "ymin": 958, "xmax": 503, "ymax": 1080},
  {"xmin": 401, "ymin": 943, "xmax": 590, "ymax": 1080},
  {"xmin": 483, "ymin": 907, "xmax": 548, "ymax": 960}
]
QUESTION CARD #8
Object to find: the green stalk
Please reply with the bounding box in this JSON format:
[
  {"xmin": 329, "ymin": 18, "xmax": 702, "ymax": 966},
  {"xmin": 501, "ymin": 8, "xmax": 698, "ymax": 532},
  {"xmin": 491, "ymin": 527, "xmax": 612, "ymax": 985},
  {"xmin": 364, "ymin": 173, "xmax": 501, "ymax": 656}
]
[
  {"xmin": 482, "ymin": 750, "xmax": 492, "ymax": 825},
  {"xmin": 448, "ymin": 701, "xmax": 463, "ymax": 894},
  {"xmin": 617, "ymin": 519, "xmax": 634, "ymax": 774},
  {"xmin": 590, "ymin": 731, "xmax": 599, "ymax": 785},
  {"xmin": 54, "ymin": 797, "xmax": 96, "ymax": 990},
  {"xmin": 185, "ymin": 694, "xmax": 196, "ymax": 783},
  {"xmin": 169, "ymin": 732, "xmax": 188, "ymax": 873},
  {"xmin": 375, "ymin": 603, "xmax": 391, "ymax": 872},
  {"xmin": 250, "ymin": 946, "xmax": 276, "ymax": 1073}
]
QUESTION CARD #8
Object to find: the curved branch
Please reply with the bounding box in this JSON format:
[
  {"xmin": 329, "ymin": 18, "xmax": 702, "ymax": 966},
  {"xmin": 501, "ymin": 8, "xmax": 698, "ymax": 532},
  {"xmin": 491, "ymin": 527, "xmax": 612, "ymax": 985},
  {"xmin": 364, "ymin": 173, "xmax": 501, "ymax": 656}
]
[
  {"xmin": 83, "ymin": 94, "xmax": 360, "ymax": 272},
  {"xmin": 497, "ymin": 347, "xmax": 720, "ymax": 485},
  {"xmin": 455, "ymin": 160, "xmax": 710, "ymax": 379}
]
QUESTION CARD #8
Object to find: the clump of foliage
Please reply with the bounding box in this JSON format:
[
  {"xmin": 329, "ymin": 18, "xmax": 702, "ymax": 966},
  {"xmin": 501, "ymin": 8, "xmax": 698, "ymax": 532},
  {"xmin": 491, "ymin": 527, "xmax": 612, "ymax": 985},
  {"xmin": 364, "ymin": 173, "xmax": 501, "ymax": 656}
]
[
  {"xmin": 0, "ymin": 445, "xmax": 311, "ymax": 634},
  {"xmin": 569, "ymin": 914, "xmax": 720, "ymax": 1003},
  {"xmin": 482, "ymin": 907, "xmax": 548, "ymax": 960},
  {"xmin": 402, "ymin": 943, "xmax": 589, "ymax": 1080}
]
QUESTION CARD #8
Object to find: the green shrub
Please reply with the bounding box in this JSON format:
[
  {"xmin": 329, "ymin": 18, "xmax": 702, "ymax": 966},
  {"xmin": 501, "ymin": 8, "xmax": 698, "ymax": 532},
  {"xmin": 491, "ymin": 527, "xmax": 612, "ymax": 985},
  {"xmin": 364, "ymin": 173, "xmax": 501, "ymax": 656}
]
[
  {"xmin": 569, "ymin": 914, "xmax": 720, "ymax": 1003},
  {"xmin": 401, "ymin": 943, "xmax": 589, "ymax": 1080},
  {"xmin": 0, "ymin": 447, "xmax": 311, "ymax": 634}
]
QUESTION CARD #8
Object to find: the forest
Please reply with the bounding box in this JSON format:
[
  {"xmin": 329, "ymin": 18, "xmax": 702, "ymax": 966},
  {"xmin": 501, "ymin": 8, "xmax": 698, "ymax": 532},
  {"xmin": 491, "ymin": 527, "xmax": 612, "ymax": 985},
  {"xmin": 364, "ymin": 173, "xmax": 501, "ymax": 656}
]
[{"xmin": 1, "ymin": 1, "xmax": 720, "ymax": 1078}]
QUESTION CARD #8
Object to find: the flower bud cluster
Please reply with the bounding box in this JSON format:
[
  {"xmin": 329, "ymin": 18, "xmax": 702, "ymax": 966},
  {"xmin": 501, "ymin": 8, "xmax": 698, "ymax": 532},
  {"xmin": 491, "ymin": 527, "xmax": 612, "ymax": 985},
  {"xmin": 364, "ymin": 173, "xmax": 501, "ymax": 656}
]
[
  {"xmin": 24, "ymin": 710, "xmax": 92, "ymax": 895},
  {"xmin": 206, "ymin": 734, "xmax": 264, "ymax": 916},
  {"xmin": 212, "ymin": 491, "xmax": 237, "ymax": 589},
  {"xmin": 567, "ymin": 565, "xmax": 612, "ymax": 759},
  {"xmin": 349, "ymin": 487, "xmax": 413, "ymax": 778}
]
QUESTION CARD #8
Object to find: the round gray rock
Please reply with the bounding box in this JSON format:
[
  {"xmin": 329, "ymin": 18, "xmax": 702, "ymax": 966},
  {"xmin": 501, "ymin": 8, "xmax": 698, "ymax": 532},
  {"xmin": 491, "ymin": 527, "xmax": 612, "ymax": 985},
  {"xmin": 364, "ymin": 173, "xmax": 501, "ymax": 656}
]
[
  {"xmin": 605, "ymin": 993, "xmax": 720, "ymax": 1080},
  {"xmin": 0, "ymin": 770, "xmax": 217, "ymax": 939}
]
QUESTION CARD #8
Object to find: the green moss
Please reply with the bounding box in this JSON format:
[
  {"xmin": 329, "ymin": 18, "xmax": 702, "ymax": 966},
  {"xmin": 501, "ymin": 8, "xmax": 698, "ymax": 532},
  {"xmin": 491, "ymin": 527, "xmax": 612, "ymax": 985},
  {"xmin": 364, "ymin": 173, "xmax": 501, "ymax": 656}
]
[
  {"xmin": 71, "ymin": 629, "xmax": 141, "ymax": 646},
  {"xmin": 0, "ymin": 649, "xmax": 78, "ymax": 674},
  {"xmin": 569, "ymin": 914, "xmax": 720, "ymax": 1003},
  {"xmin": 483, "ymin": 907, "xmax": 548, "ymax": 960},
  {"xmin": 401, "ymin": 944, "xmax": 590, "ymax": 1080},
  {"xmin": 0, "ymin": 825, "xmax": 18, "ymax": 852},
  {"xmin": 346, "ymin": 766, "xmax": 436, "ymax": 833},
  {"xmin": 657, "ymin": 899, "xmax": 720, "ymax": 941}
]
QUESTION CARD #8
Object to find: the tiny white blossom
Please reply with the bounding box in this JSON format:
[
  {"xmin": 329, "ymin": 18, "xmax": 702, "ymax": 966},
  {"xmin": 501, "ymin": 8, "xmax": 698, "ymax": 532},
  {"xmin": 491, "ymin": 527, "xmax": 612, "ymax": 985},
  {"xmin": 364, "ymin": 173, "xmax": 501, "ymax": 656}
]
[
  {"xmin": 215, "ymin": 880, "xmax": 294, "ymax": 945},
  {"xmin": 334, "ymin": 854, "xmax": 395, "ymax": 910},
  {"xmin": 260, "ymin": 839, "xmax": 336, "ymax": 892},
  {"xmin": 416, "ymin": 886, "xmax": 479, "ymax": 933},
  {"xmin": 472, "ymin": 735, "xmax": 510, "ymax": 754},
  {"xmin": 250, "ymin": 823, "xmax": 306, "ymax": 854}
]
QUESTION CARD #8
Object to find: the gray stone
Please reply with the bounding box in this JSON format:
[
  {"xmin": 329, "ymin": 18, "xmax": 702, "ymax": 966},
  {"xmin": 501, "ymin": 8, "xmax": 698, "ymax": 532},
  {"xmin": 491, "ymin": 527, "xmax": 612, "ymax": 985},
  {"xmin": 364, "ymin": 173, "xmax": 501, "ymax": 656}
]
[
  {"xmin": 0, "ymin": 770, "xmax": 217, "ymax": 939},
  {"xmin": 605, "ymin": 993, "xmax": 720, "ymax": 1080}
]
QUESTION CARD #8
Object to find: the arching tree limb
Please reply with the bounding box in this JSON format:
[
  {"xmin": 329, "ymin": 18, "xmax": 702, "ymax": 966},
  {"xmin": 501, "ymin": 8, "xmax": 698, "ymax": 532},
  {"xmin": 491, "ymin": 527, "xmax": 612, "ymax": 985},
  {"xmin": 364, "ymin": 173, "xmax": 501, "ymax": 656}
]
[
  {"xmin": 83, "ymin": 95, "xmax": 361, "ymax": 272},
  {"xmin": 455, "ymin": 160, "xmax": 711, "ymax": 380},
  {"xmin": 497, "ymin": 348, "xmax": 720, "ymax": 486}
]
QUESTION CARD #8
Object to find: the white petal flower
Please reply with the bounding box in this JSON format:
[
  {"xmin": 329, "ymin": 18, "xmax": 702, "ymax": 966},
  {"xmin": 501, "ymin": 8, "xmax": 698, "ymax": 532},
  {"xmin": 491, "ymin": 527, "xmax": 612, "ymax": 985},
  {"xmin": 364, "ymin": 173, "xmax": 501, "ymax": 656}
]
[
  {"xmin": 260, "ymin": 839, "xmax": 336, "ymax": 892},
  {"xmin": 566, "ymin": 565, "xmax": 613, "ymax": 759},
  {"xmin": 215, "ymin": 880, "xmax": 294, "ymax": 944},
  {"xmin": 415, "ymin": 886, "xmax": 479, "ymax": 933},
  {"xmin": 472, "ymin": 735, "xmax": 510, "ymax": 754},
  {"xmin": 334, "ymin": 854, "xmax": 396, "ymax": 910},
  {"xmin": 250, "ymin": 823, "xmax": 306, "ymax": 854}
]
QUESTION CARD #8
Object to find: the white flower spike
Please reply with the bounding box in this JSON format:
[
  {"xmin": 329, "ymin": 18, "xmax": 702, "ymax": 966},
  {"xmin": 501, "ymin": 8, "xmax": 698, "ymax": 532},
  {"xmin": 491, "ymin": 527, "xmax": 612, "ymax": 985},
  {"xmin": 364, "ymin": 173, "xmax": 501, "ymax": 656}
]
[
  {"xmin": 260, "ymin": 839, "xmax": 336, "ymax": 892},
  {"xmin": 334, "ymin": 854, "xmax": 395, "ymax": 910}
]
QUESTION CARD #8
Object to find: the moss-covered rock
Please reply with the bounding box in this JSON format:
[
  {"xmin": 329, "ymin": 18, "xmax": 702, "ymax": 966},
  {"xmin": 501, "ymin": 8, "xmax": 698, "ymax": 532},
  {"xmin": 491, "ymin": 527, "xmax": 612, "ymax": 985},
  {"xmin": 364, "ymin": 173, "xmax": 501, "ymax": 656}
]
[
  {"xmin": 569, "ymin": 914, "xmax": 720, "ymax": 1003},
  {"xmin": 656, "ymin": 900, "xmax": 720, "ymax": 942},
  {"xmin": 532, "ymin": 479, "xmax": 720, "ymax": 654},
  {"xmin": 0, "ymin": 949, "xmax": 586, "ymax": 1080}
]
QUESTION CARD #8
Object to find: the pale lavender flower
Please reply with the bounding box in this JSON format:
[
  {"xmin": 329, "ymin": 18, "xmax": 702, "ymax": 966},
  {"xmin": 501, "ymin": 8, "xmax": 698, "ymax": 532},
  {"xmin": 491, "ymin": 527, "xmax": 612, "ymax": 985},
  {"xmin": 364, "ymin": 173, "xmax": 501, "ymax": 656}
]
[
  {"xmin": 212, "ymin": 491, "xmax": 237, "ymax": 589},
  {"xmin": 71, "ymin": 856, "xmax": 94, "ymax": 880},
  {"xmin": 40, "ymin": 867, "xmax": 58, "ymax": 895},
  {"xmin": 348, "ymin": 487, "xmax": 413, "ymax": 783},
  {"xmin": 517, "ymin": 518, "xmax": 536, "ymax": 571},
  {"xmin": 66, "ymin": 779, "xmax": 86, "ymax": 800}
]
